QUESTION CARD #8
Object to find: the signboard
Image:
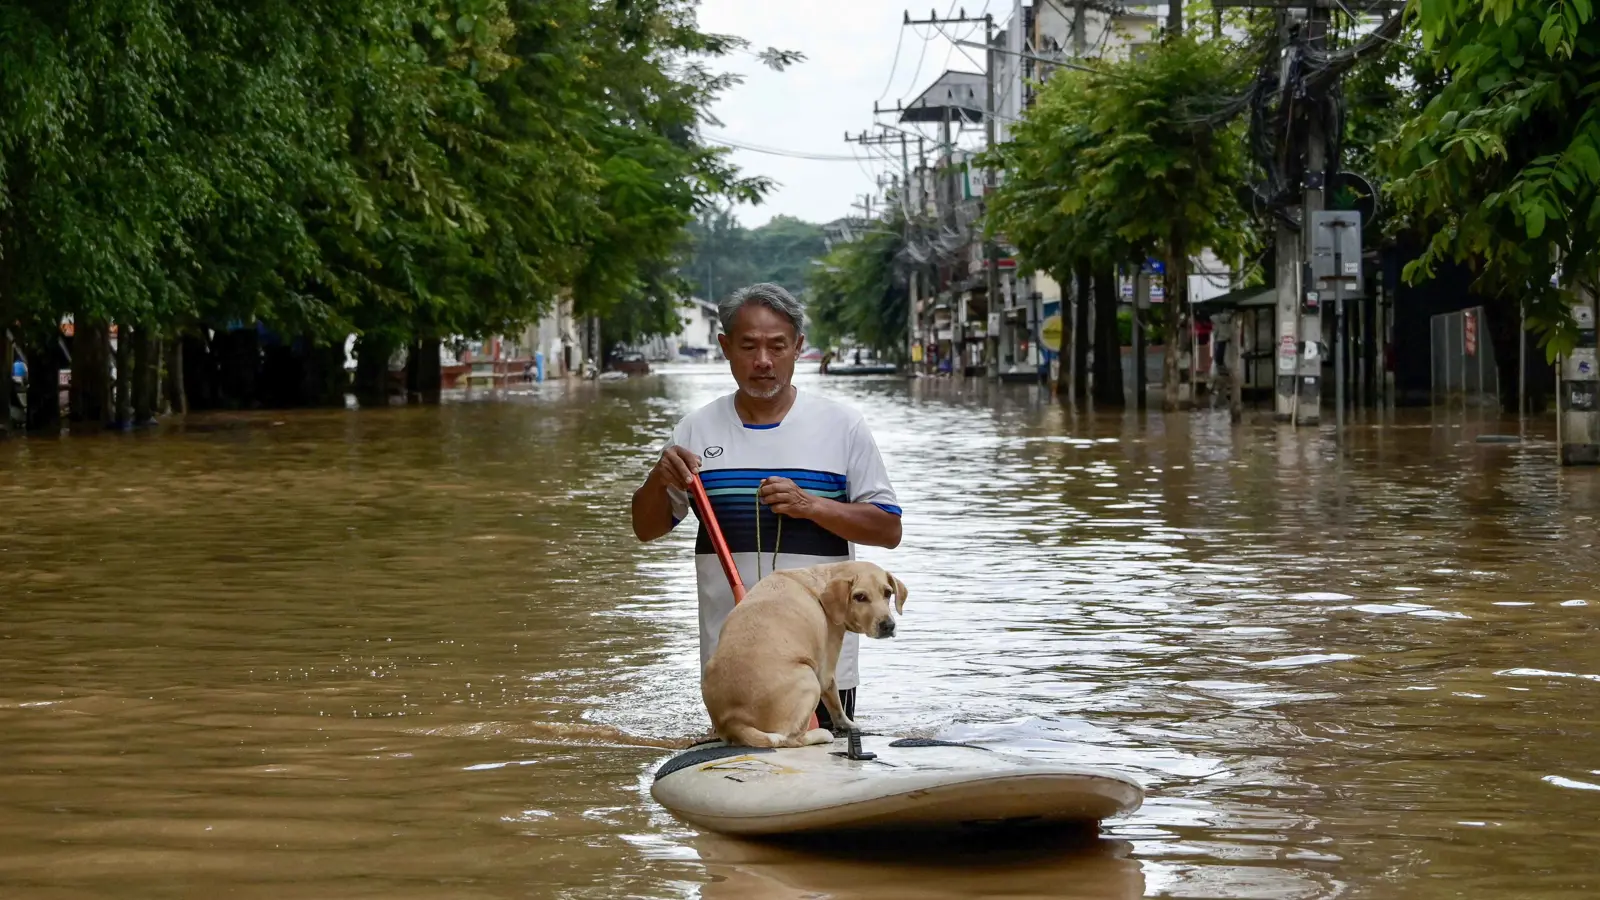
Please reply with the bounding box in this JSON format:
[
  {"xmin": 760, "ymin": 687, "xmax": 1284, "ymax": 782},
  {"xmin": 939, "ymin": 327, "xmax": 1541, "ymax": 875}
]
[
  {"xmin": 1040, "ymin": 314, "xmax": 1062, "ymax": 351},
  {"xmin": 1310, "ymin": 210, "xmax": 1363, "ymax": 284},
  {"xmin": 1277, "ymin": 334, "xmax": 1296, "ymax": 372},
  {"xmin": 1567, "ymin": 384, "xmax": 1597, "ymax": 411}
]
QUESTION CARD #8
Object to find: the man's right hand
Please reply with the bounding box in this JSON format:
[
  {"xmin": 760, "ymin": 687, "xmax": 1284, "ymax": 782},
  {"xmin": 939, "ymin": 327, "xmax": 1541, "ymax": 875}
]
[{"xmin": 650, "ymin": 445, "xmax": 701, "ymax": 492}]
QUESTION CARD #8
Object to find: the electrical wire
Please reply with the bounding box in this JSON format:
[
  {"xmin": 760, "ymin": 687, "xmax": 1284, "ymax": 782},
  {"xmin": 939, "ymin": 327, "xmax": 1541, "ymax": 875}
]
[
  {"xmin": 876, "ymin": 16, "xmax": 908, "ymax": 104},
  {"xmin": 702, "ymin": 131, "xmax": 879, "ymax": 162}
]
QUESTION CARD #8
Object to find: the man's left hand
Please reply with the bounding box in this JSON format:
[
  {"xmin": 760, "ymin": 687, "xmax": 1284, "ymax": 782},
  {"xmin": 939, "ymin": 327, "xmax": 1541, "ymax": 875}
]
[{"xmin": 759, "ymin": 477, "xmax": 818, "ymax": 519}]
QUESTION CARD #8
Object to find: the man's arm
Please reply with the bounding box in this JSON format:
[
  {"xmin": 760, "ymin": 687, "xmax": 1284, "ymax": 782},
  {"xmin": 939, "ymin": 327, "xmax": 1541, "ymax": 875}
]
[
  {"xmin": 757, "ymin": 480, "xmax": 902, "ymax": 549},
  {"xmin": 631, "ymin": 446, "xmax": 698, "ymax": 542}
]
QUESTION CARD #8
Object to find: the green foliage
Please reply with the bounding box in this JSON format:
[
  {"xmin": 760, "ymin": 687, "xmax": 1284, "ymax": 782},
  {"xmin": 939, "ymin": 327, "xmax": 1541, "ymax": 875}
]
[
  {"xmin": 804, "ymin": 211, "xmax": 909, "ymax": 358},
  {"xmin": 683, "ymin": 207, "xmax": 828, "ymax": 303},
  {"xmin": 982, "ymin": 30, "xmax": 1257, "ymax": 408},
  {"xmin": 0, "ymin": 0, "xmax": 787, "ymax": 365},
  {"xmin": 1339, "ymin": 17, "xmax": 1438, "ymax": 244},
  {"xmin": 983, "ymin": 32, "xmax": 1257, "ymax": 284},
  {"xmin": 1385, "ymin": 0, "xmax": 1600, "ymax": 359}
]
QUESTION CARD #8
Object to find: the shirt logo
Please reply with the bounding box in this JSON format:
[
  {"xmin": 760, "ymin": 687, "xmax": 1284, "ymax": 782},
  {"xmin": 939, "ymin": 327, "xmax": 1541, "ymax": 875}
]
[{"xmin": 703, "ymin": 446, "xmax": 724, "ymax": 459}]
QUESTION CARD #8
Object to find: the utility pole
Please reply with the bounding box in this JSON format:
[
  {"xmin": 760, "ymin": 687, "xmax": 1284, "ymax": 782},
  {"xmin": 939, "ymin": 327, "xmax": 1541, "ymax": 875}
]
[
  {"xmin": 906, "ymin": 7, "xmax": 997, "ymax": 378},
  {"xmin": 1297, "ymin": 1, "xmax": 1331, "ymax": 426},
  {"xmin": 983, "ymin": 12, "xmax": 998, "ymax": 378}
]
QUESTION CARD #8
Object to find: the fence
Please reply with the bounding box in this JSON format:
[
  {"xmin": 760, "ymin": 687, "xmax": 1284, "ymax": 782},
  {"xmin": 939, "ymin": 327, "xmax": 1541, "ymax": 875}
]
[{"xmin": 1430, "ymin": 306, "xmax": 1499, "ymax": 403}]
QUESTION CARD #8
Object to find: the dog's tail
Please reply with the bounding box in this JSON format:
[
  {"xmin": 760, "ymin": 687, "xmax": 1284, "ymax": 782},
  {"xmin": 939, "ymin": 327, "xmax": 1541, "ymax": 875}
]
[{"xmin": 722, "ymin": 724, "xmax": 804, "ymax": 748}]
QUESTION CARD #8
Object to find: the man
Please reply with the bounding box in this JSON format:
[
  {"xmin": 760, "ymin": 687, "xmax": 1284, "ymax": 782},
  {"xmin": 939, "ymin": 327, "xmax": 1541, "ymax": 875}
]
[{"xmin": 631, "ymin": 283, "xmax": 902, "ymax": 730}]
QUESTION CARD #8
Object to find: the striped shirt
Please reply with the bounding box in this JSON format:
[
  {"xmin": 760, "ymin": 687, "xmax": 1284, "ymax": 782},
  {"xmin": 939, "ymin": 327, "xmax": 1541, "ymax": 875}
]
[{"xmin": 664, "ymin": 389, "xmax": 900, "ymax": 689}]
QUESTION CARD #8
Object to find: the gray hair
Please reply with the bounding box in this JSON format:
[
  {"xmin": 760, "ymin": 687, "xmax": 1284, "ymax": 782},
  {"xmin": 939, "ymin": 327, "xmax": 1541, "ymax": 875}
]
[{"xmin": 718, "ymin": 283, "xmax": 805, "ymax": 337}]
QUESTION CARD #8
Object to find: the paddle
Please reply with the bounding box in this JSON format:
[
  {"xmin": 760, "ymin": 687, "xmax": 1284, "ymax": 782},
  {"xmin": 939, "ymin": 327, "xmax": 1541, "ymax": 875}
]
[
  {"xmin": 689, "ymin": 471, "xmax": 821, "ymax": 733},
  {"xmin": 689, "ymin": 471, "xmax": 745, "ymax": 603}
]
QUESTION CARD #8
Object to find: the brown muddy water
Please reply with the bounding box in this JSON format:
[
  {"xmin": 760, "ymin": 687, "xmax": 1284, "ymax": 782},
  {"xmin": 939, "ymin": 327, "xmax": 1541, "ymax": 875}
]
[{"xmin": 1, "ymin": 364, "xmax": 1597, "ymax": 899}]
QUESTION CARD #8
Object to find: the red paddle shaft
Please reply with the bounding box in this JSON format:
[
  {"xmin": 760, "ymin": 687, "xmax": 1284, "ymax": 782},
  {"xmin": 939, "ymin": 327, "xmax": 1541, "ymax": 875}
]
[
  {"xmin": 689, "ymin": 473, "xmax": 745, "ymax": 604},
  {"xmin": 689, "ymin": 471, "xmax": 821, "ymax": 732}
]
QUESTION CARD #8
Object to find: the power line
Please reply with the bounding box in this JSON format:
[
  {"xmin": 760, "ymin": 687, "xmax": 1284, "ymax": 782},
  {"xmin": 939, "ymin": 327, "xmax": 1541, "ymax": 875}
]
[
  {"xmin": 876, "ymin": 16, "xmax": 909, "ymax": 104},
  {"xmin": 702, "ymin": 131, "xmax": 876, "ymax": 162}
]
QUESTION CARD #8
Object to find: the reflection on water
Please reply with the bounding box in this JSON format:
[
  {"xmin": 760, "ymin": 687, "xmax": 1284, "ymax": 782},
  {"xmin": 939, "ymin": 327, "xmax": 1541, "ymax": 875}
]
[{"xmin": 2, "ymin": 363, "xmax": 1597, "ymax": 899}]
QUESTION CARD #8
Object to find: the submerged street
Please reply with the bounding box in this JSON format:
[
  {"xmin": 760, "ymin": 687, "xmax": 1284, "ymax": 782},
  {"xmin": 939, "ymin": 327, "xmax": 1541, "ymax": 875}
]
[{"xmin": 1, "ymin": 366, "xmax": 1596, "ymax": 899}]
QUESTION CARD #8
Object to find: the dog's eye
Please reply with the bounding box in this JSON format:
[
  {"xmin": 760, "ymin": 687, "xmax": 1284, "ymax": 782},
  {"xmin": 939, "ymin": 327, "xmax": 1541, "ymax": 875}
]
[{"xmin": 852, "ymin": 592, "xmax": 868, "ymax": 603}]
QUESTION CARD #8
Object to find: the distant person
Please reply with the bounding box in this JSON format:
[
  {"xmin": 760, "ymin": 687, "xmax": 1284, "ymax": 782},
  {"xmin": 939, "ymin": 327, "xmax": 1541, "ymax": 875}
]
[{"xmin": 630, "ymin": 283, "xmax": 902, "ymax": 731}]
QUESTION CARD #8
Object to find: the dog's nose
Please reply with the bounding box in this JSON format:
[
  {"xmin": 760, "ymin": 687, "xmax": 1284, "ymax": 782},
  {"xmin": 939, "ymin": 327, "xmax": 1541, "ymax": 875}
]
[{"xmin": 877, "ymin": 620, "xmax": 896, "ymax": 638}]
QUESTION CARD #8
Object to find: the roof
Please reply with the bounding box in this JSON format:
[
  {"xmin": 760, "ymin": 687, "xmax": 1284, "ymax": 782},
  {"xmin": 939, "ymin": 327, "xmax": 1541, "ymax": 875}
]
[
  {"xmin": 898, "ymin": 70, "xmax": 986, "ymax": 124},
  {"xmin": 1194, "ymin": 284, "xmax": 1276, "ymax": 309}
]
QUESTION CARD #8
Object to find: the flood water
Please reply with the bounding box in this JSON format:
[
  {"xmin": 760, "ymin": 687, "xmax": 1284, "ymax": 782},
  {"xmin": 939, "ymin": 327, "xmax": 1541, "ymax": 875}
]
[{"xmin": 2, "ymin": 364, "xmax": 1597, "ymax": 899}]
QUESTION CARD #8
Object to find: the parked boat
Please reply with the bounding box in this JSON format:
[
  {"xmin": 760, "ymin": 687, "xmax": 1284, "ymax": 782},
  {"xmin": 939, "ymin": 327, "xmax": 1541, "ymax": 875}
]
[{"xmin": 821, "ymin": 348, "xmax": 898, "ymax": 376}]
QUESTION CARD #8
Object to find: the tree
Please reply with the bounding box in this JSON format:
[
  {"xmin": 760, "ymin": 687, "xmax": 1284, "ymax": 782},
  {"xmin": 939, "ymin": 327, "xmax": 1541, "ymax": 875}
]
[
  {"xmin": 985, "ymin": 31, "xmax": 1257, "ymax": 410},
  {"xmin": 0, "ymin": 0, "xmax": 795, "ymax": 429},
  {"xmin": 683, "ymin": 208, "xmax": 827, "ymax": 303},
  {"xmin": 804, "ymin": 210, "xmax": 910, "ymax": 360},
  {"xmin": 1386, "ymin": 0, "xmax": 1600, "ymax": 360}
]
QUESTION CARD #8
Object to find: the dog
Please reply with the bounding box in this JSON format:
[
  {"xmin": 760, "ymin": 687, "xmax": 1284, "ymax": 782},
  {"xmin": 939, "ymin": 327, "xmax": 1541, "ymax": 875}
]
[{"xmin": 701, "ymin": 560, "xmax": 908, "ymax": 748}]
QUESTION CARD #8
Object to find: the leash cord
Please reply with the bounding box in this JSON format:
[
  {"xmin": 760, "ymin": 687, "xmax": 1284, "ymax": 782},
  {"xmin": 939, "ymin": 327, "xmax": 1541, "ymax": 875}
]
[{"xmin": 755, "ymin": 490, "xmax": 782, "ymax": 581}]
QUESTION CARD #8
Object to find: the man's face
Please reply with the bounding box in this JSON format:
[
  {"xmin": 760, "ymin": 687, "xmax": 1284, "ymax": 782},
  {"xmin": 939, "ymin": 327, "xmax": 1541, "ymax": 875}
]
[{"xmin": 718, "ymin": 303, "xmax": 803, "ymax": 400}]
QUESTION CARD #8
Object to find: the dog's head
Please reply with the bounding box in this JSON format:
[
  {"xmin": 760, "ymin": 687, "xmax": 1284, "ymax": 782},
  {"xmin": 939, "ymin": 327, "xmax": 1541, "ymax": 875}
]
[{"xmin": 819, "ymin": 561, "xmax": 908, "ymax": 639}]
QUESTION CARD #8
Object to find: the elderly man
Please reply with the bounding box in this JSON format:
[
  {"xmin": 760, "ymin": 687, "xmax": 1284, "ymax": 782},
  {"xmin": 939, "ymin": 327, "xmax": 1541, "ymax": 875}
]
[{"xmin": 630, "ymin": 283, "xmax": 902, "ymax": 730}]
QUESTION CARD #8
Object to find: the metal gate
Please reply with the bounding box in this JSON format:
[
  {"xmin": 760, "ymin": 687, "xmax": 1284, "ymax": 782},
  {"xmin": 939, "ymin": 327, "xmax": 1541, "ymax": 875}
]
[{"xmin": 1430, "ymin": 306, "xmax": 1499, "ymax": 403}]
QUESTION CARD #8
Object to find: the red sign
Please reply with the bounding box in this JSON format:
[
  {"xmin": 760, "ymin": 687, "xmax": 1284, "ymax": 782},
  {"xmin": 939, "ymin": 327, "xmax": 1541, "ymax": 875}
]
[{"xmin": 1464, "ymin": 310, "xmax": 1477, "ymax": 356}]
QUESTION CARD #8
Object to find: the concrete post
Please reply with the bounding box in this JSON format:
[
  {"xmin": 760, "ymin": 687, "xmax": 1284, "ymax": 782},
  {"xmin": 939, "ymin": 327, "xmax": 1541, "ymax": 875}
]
[
  {"xmin": 1274, "ymin": 221, "xmax": 1299, "ymax": 421},
  {"xmin": 1559, "ymin": 290, "xmax": 1599, "ymax": 465}
]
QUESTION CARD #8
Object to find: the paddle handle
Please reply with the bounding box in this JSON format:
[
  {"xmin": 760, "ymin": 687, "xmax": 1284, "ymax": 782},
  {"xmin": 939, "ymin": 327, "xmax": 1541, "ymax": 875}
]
[{"xmin": 689, "ymin": 473, "xmax": 745, "ymax": 604}]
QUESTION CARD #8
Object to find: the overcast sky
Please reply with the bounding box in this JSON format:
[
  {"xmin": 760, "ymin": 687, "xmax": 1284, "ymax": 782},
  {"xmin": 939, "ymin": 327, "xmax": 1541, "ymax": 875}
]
[{"xmin": 695, "ymin": 1, "xmax": 1008, "ymax": 228}]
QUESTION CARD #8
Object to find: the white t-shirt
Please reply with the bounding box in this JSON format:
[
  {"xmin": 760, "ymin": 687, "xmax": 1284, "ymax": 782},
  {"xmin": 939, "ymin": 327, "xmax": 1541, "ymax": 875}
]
[{"xmin": 662, "ymin": 389, "xmax": 901, "ymax": 690}]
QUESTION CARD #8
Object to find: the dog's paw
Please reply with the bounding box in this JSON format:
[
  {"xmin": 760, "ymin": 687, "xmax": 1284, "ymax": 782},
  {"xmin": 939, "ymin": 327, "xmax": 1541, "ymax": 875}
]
[
  {"xmin": 803, "ymin": 727, "xmax": 835, "ymax": 745},
  {"xmin": 830, "ymin": 718, "xmax": 857, "ymax": 736}
]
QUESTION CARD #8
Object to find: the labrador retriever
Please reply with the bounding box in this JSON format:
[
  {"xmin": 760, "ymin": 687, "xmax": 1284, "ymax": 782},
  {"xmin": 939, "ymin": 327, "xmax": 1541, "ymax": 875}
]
[{"xmin": 701, "ymin": 560, "xmax": 908, "ymax": 748}]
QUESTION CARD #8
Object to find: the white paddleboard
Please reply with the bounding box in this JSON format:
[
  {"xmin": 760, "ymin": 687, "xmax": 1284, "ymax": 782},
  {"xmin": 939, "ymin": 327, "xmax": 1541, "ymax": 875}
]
[{"xmin": 650, "ymin": 735, "xmax": 1144, "ymax": 836}]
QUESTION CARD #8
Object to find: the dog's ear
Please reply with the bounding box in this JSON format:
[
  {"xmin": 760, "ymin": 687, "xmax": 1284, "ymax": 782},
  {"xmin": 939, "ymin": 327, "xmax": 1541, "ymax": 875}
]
[
  {"xmin": 890, "ymin": 574, "xmax": 909, "ymax": 614},
  {"xmin": 820, "ymin": 575, "xmax": 853, "ymax": 626}
]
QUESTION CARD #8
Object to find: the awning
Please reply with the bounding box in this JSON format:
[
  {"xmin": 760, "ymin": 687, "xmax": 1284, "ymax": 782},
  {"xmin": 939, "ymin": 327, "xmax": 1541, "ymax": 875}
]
[{"xmin": 1195, "ymin": 285, "xmax": 1276, "ymax": 309}]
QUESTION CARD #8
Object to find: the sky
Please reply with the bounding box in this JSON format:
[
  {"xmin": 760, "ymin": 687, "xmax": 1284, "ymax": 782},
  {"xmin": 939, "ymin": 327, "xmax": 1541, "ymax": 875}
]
[{"xmin": 694, "ymin": 1, "xmax": 1011, "ymax": 229}]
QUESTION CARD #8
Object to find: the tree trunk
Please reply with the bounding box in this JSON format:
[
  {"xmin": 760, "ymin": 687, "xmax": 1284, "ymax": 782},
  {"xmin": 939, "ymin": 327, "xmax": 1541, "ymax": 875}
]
[
  {"xmin": 1092, "ymin": 264, "xmax": 1125, "ymax": 407},
  {"xmin": 1055, "ymin": 267, "xmax": 1075, "ymax": 403},
  {"xmin": 211, "ymin": 325, "xmax": 260, "ymax": 409},
  {"xmin": 1073, "ymin": 259, "xmax": 1092, "ymax": 402},
  {"xmin": 0, "ymin": 326, "xmax": 12, "ymax": 438},
  {"xmin": 1162, "ymin": 249, "xmax": 1189, "ymax": 412},
  {"xmin": 1230, "ymin": 311, "xmax": 1244, "ymax": 423},
  {"xmin": 407, "ymin": 338, "xmax": 443, "ymax": 404},
  {"xmin": 182, "ymin": 332, "xmax": 214, "ymax": 411},
  {"xmin": 353, "ymin": 335, "xmax": 392, "ymax": 407},
  {"xmin": 70, "ymin": 320, "xmax": 113, "ymax": 424},
  {"xmin": 165, "ymin": 334, "xmax": 188, "ymax": 415},
  {"xmin": 1485, "ymin": 289, "xmax": 1554, "ymax": 415},
  {"xmin": 133, "ymin": 325, "xmax": 158, "ymax": 425},
  {"xmin": 24, "ymin": 335, "xmax": 62, "ymax": 432},
  {"xmin": 113, "ymin": 323, "xmax": 133, "ymax": 429}
]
